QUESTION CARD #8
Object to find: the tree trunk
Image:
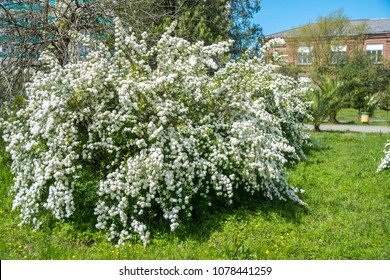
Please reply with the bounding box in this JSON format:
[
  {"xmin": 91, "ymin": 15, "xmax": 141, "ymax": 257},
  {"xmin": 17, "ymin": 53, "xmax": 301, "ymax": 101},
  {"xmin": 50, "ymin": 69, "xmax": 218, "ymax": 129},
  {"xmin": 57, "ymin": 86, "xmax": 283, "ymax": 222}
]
[{"xmin": 328, "ymin": 111, "xmax": 340, "ymax": 123}]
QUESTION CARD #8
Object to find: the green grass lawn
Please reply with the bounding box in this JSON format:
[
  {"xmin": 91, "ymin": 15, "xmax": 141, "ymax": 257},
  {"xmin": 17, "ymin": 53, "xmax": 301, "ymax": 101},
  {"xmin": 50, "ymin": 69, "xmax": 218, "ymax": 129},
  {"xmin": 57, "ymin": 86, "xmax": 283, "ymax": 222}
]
[
  {"xmin": 1, "ymin": 132, "xmax": 389, "ymax": 260},
  {"xmin": 329, "ymin": 108, "xmax": 390, "ymax": 126}
]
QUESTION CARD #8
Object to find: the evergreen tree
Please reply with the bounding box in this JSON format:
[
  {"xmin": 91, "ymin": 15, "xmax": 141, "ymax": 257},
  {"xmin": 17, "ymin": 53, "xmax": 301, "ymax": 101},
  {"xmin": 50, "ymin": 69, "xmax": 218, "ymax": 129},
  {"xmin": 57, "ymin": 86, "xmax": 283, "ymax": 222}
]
[{"xmin": 229, "ymin": 0, "xmax": 262, "ymax": 56}]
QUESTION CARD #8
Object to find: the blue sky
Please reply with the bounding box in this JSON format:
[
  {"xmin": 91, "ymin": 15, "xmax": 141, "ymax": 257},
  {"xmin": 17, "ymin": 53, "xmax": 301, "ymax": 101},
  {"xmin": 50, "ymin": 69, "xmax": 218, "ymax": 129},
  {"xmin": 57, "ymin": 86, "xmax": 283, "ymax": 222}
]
[{"xmin": 253, "ymin": 0, "xmax": 390, "ymax": 36}]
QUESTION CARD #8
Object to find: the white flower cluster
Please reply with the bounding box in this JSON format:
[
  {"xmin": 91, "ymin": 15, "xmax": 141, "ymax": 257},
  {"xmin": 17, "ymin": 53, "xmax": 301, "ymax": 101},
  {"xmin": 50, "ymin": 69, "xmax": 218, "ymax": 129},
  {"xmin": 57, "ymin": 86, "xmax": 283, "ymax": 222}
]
[
  {"xmin": 377, "ymin": 141, "xmax": 390, "ymax": 172},
  {"xmin": 260, "ymin": 38, "xmax": 288, "ymax": 63},
  {"xmin": 2, "ymin": 21, "xmax": 311, "ymax": 245}
]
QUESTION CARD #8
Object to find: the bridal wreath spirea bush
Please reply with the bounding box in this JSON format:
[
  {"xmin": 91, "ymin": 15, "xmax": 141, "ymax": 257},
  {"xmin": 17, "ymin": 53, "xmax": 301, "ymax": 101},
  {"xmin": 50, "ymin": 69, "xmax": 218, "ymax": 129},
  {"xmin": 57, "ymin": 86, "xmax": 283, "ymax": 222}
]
[
  {"xmin": 377, "ymin": 141, "xmax": 390, "ymax": 172},
  {"xmin": 2, "ymin": 21, "xmax": 311, "ymax": 245}
]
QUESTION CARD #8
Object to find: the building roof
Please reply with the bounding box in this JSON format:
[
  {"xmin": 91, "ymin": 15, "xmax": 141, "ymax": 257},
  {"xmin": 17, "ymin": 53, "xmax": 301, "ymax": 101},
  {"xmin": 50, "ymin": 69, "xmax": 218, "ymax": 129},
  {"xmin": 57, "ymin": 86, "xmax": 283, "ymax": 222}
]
[{"xmin": 266, "ymin": 18, "xmax": 390, "ymax": 38}]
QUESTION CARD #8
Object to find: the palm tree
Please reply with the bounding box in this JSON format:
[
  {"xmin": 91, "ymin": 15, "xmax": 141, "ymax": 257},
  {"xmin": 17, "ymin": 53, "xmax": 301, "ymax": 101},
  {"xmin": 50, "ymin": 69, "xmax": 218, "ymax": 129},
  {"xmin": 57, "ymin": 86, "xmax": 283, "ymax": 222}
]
[{"xmin": 308, "ymin": 75, "xmax": 344, "ymax": 131}]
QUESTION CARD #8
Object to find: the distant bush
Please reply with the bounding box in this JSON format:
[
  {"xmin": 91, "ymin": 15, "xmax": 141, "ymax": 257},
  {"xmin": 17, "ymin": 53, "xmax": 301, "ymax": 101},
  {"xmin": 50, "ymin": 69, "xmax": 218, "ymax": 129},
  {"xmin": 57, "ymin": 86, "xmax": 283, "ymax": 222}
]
[{"xmin": 1, "ymin": 21, "xmax": 310, "ymax": 245}]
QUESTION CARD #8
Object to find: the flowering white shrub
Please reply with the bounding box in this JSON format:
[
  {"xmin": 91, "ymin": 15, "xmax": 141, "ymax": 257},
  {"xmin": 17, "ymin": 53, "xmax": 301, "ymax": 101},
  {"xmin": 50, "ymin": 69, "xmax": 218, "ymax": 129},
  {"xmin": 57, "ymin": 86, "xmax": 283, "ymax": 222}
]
[
  {"xmin": 377, "ymin": 141, "xmax": 390, "ymax": 172},
  {"xmin": 2, "ymin": 21, "xmax": 311, "ymax": 245}
]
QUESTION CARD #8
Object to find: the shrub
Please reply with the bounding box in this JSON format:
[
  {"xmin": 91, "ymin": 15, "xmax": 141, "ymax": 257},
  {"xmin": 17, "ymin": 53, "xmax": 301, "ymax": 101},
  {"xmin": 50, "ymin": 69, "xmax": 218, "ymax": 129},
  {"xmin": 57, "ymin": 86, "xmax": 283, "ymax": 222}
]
[
  {"xmin": 377, "ymin": 141, "xmax": 390, "ymax": 172},
  {"xmin": 1, "ymin": 21, "xmax": 311, "ymax": 245}
]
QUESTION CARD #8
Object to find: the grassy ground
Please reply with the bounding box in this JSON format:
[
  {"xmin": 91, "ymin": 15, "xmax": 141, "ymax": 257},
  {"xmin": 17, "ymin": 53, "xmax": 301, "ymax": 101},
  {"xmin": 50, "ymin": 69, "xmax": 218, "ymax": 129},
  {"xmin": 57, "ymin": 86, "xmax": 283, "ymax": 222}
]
[
  {"xmin": 0, "ymin": 132, "xmax": 389, "ymax": 260},
  {"xmin": 329, "ymin": 108, "xmax": 390, "ymax": 126}
]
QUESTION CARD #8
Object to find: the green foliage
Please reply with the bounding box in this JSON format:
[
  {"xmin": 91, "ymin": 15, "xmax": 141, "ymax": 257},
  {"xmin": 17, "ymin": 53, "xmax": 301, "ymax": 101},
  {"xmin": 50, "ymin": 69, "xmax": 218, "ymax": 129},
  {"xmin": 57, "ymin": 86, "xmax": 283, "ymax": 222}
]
[
  {"xmin": 372, "ymin": 87, "xmax": 390, "ymax": 120},
  {"xmin": 278, "ymin": 65, "xmax": 302, "ymax": 80},
  {"xmin": 229, "ymin": 0, "xmax": 263, "ymax": 57},
  {"xmin": 131, "ymin": 0, "xmax": 262, "ymax": 57},
  {"xmin": 137, "ymin": 0, "xmax": 231, "ymax": 46},
  {"xmin": 307, "ymin": 75, "xmax": 344, "ymax": 130},
  {"xmin": 337, "ymin": 53, "xmax": 390, "ymax": 112}
]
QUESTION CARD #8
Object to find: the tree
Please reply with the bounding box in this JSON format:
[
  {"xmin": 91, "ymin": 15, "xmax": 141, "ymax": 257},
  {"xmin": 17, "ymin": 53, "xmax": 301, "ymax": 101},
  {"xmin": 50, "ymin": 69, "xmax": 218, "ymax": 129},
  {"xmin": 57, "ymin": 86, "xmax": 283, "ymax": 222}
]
[
  {"xmin": 377, "ymin": 88, "xmax": 390, "ymax": 119},
  {"xmin": 0, "ymin": 0, "xmax": 114, "ymax": 103},
  {"xmin": 0, "ymin": 0, "xmax": 263, "ymax": 104},
  {"xmin": 288, "ymin": 9, "xmax": 367, "ymax": 69},
  {"xmin": 337, "ymin": 52, "xmax": 390, "ymax": 114},
  {"xmin": 308, "ymin": 75, "xmax": 344, "ymax": 131},
  {"xmin": 111, "ymin": 0, "xmax": 263, "ymax": 55},
  {"xmin": 110, "ymin": 0, "xmax": 230, "ymax": 45},
  {"xmin": 229, "ymin": 0, "xmax": 262, "ymax": 56}
]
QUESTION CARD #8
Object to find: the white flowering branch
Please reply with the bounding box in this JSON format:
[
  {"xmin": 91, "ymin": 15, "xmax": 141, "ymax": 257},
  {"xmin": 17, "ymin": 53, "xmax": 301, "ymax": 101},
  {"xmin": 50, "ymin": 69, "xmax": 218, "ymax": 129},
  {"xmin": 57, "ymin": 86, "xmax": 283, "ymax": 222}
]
[{"xmin": 377, "ymin": 141, "xmax": 390, "ymax": 172}]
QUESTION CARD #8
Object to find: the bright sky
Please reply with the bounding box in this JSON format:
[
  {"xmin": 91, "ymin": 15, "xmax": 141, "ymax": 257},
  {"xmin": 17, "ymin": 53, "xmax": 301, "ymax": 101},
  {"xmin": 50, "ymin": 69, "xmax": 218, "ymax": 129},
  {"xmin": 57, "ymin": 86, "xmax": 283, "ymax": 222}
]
[{"xmin": 253, "ymin": 0, "xmax": 390, "ymax": 36}]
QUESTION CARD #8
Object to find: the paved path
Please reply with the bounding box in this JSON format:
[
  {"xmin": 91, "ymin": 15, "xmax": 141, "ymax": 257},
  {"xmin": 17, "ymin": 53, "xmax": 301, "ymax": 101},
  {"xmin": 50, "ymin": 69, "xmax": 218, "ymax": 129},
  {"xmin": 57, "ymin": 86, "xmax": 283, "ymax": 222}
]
[{"xmin": 306, "ymin": 124, "xmax": 390, "ymax": 133}]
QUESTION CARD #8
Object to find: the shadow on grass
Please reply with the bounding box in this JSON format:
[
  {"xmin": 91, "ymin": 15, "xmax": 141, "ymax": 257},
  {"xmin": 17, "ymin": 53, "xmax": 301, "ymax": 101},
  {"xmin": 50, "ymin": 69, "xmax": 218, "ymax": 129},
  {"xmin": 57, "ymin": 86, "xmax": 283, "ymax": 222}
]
[{"xmin": 150, "ymin": 190, "xmax": 310, "ymax": 245}]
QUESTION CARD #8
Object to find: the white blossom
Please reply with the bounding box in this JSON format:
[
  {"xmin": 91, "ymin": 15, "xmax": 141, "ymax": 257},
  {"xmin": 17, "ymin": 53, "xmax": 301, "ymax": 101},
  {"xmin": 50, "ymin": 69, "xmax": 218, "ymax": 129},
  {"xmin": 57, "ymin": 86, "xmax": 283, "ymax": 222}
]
[{"xmin": 377, "ymin": 141, "xmax": 390, "ymax": 172}]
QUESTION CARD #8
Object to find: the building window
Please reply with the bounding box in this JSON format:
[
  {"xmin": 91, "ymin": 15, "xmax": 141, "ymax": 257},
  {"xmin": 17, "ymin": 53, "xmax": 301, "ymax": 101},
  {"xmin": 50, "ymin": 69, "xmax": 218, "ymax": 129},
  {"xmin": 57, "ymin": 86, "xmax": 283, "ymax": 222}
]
[
  {"xmin": 366, "ymin": 44, "xmax": 383, "ymax": 63},
  {"xmin": 331, "ymin": 45, "xmax": 347, "ymax": 64},
  {"xmin": 297, "ymin": 46, "xmax": 312, "ymax": 65}
]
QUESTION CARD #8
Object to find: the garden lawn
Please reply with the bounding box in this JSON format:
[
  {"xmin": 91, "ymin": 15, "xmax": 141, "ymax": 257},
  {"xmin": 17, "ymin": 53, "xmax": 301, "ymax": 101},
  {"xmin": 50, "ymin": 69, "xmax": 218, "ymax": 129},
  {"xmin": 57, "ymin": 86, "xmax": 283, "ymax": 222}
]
[
  {"xmin": 0, "ymin": 132, "xmax": 389, "ymax": 259},
  {"xmin": 331, "ymin": 108, "xmax": 390, "ymax": 125}
]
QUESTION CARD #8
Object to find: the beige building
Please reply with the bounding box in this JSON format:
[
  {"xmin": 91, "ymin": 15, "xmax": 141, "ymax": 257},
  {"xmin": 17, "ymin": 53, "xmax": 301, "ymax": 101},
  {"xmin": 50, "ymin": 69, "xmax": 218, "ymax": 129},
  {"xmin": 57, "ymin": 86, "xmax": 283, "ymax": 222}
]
[{"xmin": 265, "ymin": 18, "xmax": 390, "ymax": 65}]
